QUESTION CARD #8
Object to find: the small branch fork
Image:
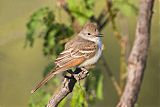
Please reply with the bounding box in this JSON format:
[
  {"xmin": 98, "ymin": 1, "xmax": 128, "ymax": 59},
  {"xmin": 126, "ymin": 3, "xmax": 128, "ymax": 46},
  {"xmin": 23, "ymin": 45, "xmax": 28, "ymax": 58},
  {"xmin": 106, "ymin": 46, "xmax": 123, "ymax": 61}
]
[{"xmin": 46, "ymin": 68, "xmax": 89, "ymax": 107}]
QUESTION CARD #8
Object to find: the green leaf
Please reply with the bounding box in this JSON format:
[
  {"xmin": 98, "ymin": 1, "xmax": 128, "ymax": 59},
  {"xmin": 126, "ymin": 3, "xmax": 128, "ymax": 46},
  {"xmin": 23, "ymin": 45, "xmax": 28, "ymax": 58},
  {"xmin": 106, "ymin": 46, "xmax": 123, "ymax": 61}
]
[
  {"xmin": 43, "ymin": 23, "xmax": 73, "ymax": 56},
  {"xmin": 84, "ymin": 68, "xmax": 104, "ymax": 104},
  {"xmin": 67, "ymin": 0, "xmax": 95, "ymax": 25},
  {"xmin": 43, "ymin": 63, "xmax": 55, "ymax": 77},
  {"xmin": 58, "ymin": 97, "xmax": 67, "ymax": 107},
  {"xmin": 29, "ymin": 89, "xmax": 51, "ymax": 107},
  {"xmin": 96, "ymin": 74, "xmax": 103, "ymax": 100},
  {"xmin": 113, "ymin": 0, "xmax": 138, "ymax": 17},
  {"xmin": 25, "ymin": 7, "xmax": 54, "ymax": 47},
  {"xmin": 71, "ymin": 85, "xmax": 88, "ymax": 107}
]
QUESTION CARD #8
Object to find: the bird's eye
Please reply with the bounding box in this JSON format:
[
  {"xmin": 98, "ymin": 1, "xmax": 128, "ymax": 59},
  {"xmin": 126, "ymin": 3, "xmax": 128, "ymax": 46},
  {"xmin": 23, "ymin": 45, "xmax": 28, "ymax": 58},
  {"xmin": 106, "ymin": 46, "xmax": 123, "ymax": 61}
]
[{"xmin": 88, "ymin": 33, "xmax": 91, "ymax": 35}]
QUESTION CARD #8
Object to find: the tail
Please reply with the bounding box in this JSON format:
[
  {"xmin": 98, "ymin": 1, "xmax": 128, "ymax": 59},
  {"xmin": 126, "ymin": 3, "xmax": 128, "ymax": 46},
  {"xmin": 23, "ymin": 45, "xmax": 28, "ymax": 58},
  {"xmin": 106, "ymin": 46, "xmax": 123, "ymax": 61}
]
[{"xmin": 31, "ymin": 71, "xmax": 56, "ymax": 94}]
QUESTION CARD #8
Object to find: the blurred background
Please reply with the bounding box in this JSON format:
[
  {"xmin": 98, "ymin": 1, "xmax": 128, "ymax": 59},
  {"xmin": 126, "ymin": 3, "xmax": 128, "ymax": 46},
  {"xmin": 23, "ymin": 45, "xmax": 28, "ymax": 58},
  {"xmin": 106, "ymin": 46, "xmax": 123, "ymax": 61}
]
[{"xmin": 0, "ymin": 0, "xmax": 159, "ymax": 107}]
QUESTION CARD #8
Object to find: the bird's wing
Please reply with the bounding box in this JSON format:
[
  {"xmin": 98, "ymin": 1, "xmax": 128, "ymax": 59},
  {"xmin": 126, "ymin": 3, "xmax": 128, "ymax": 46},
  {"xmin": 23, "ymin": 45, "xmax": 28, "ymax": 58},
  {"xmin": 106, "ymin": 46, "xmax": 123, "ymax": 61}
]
[
  {"xmin": 55, "ymin": 48, "xmax": 85, "ymax": 68},
  {"xmin": 31, "ymin": 38, "xmax": 97, "ymax": 93},
  {"xmin": 31, "ymin": 47, "xmax": 87, "ymax": 93},
  {"xmin": 31, "ymin": 56, "xmax": 85, "ymax": 94},
  {"xmin": 55, "ymin": 40, "xmax": 97, "ymax": 68}
]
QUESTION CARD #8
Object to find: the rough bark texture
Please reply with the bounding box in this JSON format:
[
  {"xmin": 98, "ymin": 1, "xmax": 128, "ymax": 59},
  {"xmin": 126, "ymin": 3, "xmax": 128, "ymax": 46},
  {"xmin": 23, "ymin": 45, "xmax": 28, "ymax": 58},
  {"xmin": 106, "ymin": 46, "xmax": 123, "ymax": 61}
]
[
  {"xmin": 117, "ymin": 0, "xmax": 154, "ymax": 107},
  {"xmin": 46, "ymin": 68, "xmax": 89, "ymax": 107}
]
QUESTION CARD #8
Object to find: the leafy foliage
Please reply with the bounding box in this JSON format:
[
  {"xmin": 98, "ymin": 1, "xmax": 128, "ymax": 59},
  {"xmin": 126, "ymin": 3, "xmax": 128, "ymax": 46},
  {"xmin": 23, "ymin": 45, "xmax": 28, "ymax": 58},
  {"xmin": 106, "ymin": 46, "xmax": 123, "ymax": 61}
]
[
  {"xmin": 70, "ymin": 68, "xmax": 103, "ymax": 107},
  {"xmin": 26, "ymin": 7, "xmax": 74, "ymax": 56},
  {"xmin": 67, "ymin": 0, "xmax": 95, "ymax": 25},
  {"xmin": 112, "ymin": 0, "xmax": 138, "ymax": 17},
  {"xmin": 29, "ymin": 89, "xmax": 51, "ymax": 107},
  {"xmin": 85, "ymin": 68, "xmax": 104, "ymax": 103},
  {"xmin": 71, "ymin": 85, "xmax": 88, "ymax": 107},
  {"xmin": 26, "ymin": 7, "xmax": 54, "ymax": 47}
]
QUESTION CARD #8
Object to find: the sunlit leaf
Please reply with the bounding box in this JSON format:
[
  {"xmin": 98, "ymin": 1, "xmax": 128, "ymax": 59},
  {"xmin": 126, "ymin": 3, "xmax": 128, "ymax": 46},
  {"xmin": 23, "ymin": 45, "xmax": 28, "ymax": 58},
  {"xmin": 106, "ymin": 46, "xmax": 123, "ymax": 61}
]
[
  {"xmin": 96, "ymin": 74, "xmax": 103, "ymax": 100},
  {"xmin": 71, "ymin": 85, "xmax": 88, "ymax": 107},
  {"xmin": 113, "ymin": 0, "xmax": 138, "ymax": 17},
  {"xmin": 67, "ymin": 0, "xmax": 95, "ymax": 25},
  {"xmin": 58, "ymin": 97, "xmax": 67, "ymax": 107},
  {"xmin": 29, "ymin": 89, "xmax": 51, "ymax": 107},
  {"xmin": 25, "ymin": 7, "xmax": 54, "ymax": 46}
]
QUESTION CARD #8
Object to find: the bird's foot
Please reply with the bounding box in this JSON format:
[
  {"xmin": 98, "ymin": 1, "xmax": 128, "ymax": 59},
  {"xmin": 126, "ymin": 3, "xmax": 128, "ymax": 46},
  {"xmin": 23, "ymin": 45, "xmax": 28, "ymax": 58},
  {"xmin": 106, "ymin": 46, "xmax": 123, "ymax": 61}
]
[
  {"xmin": 64, "ymin": 68, "xmax": 89, "ymax": 82},
  {"xmin": 73, "ymin": 67, "xmax": 89, "ymax": 81}
]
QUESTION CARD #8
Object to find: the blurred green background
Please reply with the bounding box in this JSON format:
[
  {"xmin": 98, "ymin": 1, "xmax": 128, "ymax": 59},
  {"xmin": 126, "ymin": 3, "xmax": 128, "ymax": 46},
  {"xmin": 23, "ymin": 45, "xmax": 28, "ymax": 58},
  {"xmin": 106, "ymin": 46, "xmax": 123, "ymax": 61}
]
[{"xmin": 0, "ymin": 0, "xmax": 159, "ymax": 107}]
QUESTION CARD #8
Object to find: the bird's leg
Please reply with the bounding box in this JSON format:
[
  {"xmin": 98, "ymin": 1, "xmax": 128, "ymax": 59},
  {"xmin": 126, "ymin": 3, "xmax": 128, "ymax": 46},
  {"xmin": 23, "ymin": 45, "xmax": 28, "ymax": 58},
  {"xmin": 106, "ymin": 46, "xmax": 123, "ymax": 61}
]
[
  {"xmin": 65, "ymin": 68, "xmax": 89, "ymax": 81},
  {"xmin": 72, "ymin": 67, "xmax": 89, "ymax": 86},
  {"xmin": 74, "ymin": 67, "xmax": 89, "ymax": 92},
  {"xmin": 80, "ymin": 67, "xmax": 89, "ymax": 77},
  {"xmin": 66, "ymin": 69, "xmax": 74, "ymax": 75},
  {"xmin": 65, "ymin": 68, "xmax": 89, "ymax": 87}
]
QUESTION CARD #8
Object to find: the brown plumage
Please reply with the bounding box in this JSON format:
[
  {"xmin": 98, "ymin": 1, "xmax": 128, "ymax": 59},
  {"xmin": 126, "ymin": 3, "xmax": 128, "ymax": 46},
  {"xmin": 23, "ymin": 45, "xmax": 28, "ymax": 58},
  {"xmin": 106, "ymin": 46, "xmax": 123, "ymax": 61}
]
[{"xmin": 31, "ymin": 22, "xmax": 102, "ymax": 93}]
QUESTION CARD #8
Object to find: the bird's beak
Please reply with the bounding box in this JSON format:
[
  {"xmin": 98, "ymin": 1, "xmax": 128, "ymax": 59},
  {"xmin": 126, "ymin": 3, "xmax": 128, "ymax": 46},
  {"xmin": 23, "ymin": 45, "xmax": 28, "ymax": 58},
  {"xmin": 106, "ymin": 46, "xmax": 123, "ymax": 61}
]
[{"xmin": 96, "ymin": 34, "xmax": 103, "ymax": 37}]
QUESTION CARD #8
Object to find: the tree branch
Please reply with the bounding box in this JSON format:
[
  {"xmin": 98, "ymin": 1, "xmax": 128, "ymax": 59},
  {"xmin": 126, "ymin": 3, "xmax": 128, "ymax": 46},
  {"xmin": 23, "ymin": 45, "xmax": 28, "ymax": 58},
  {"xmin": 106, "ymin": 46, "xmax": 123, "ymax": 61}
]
[
  {"xmin": 46, "ymin": 68, "xmax": 89, "ymax": 107},
  {"xmin": 117, "ymin": 0, "xmax": 154, "ymax": 107}
]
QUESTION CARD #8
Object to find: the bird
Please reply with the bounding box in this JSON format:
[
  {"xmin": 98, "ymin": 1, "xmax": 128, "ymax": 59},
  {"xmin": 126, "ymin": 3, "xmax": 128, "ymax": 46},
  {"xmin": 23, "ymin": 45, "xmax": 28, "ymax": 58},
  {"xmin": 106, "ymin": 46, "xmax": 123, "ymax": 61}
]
[{"xmin": 31, "ymin": 22, "xmax": 103, "ymax": 93}]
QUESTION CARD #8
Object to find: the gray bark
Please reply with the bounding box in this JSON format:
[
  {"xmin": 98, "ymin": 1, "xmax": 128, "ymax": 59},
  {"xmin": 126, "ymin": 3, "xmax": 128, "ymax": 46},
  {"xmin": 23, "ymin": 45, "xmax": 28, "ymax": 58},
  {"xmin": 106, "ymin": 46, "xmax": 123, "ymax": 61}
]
[{"xmin": 117, "ymin": 0, "xmax": 155, "ymax": 107}]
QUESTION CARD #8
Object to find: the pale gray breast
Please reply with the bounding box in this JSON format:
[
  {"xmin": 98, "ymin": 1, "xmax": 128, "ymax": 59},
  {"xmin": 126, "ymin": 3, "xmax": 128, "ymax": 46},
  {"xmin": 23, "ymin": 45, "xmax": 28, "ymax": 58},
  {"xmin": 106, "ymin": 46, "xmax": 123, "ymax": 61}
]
[{"xmin": 79, "ymin": 38, "xmax": 102, "ymax": 67}]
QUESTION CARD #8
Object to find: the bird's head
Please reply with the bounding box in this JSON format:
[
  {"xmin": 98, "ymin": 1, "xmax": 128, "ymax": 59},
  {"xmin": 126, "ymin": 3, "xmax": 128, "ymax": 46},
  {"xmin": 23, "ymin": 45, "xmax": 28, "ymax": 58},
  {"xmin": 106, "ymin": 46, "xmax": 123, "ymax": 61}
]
[{"xmin": 79, "ymin": 22, "xmax": 103, "ymax": 42}]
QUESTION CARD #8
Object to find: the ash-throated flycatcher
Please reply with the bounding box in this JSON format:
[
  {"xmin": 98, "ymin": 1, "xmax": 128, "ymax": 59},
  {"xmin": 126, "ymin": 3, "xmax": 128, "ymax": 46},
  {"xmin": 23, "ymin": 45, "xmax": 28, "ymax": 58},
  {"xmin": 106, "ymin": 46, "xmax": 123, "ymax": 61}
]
[{"xmin": 31, "ymin": 22, "xmax": 103, "ymax": 93}]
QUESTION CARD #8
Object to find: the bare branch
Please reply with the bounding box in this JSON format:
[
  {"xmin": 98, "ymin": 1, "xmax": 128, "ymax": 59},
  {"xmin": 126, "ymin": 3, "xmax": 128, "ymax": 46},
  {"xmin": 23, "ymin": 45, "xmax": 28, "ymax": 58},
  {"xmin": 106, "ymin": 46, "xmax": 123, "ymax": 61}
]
[
  {"xmin": 117, "ymin": 0, "xmax": 155, "ymax": 107},
  {"xmin": 46, "ymin": 68, "xmax": 89, "ymax": 107}
]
